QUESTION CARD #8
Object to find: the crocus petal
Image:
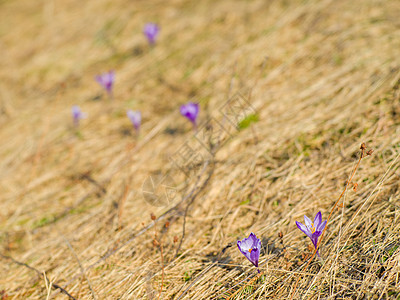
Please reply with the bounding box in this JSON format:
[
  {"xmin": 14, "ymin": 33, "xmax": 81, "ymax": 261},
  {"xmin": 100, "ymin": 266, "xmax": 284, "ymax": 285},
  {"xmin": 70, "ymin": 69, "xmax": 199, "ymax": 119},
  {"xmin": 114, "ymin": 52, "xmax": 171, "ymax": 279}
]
[
  {"xmin": 311, "ymin": 233, "xmax": 322, "ymax": 256},
  {"xmin": 304, "ymin": 215, "xmax": 312, "ymax": 229},
  {"xmin": 95, "ymin": 71, "xmax": 114, "ymax": 94},
  {"xmin": 248, "ymin": 233, "xmax": 258, "ymax": 246},
  {"xmin": 238, "ymin": 237, "xmax": 253, "ymax": 252},
  {"xmin": 104, "ymin": 72, "xmax": 114, "ymax": 90},
  {"xmin": 314, "ymin": 211, "xmax": 322, "ymax": 228},
  {"xmin": 296, "ymin": 221, "xmax": 312, "ymax": 238},
  {"xmin": 297, "ymin": 212, "xmax": 326, "ymax": 257},
  {"xmin": 72, "ymin": 106, "xmax": 81, "ymax": 118},
  {"xmin": 310, "ymin": 234, "xmax": 319, "ymax": 248},
  {"xmin": 255, "ymin": 236, "xmax": 261, "ymax": 250},
  {"xmin": 179, "ymin": 106, "xmax": 186, "ymax": 115},
  {"xmin": 95, "ymin": 75, "xmax": 105, "ymax": 86},
  {"xmin": 127, "ymin": 110, "xmax": 141, "ymax": 131},
  {"xmin": 317, "ymin": 220, "xmax": 327, "ymax": 232},
  {"xmin": 249, "ymin": 248, "xmax": 259, "ymax": 267},
  {"xmin": 185, "ymin": 103, "xmax": 198, "ymax": 116},
  {"xmin": 237, "ymin": 240, "xmax": 248, "ymax": 254},
  {"xmin": 237, "ymin": 233, "xmax": 261, "ymax": 269},
  {"xmin": 144, "ymin": 23, "xmax": 160, "ymax": 44},
  {"xmin": 237, "ymin": 241, "xmax": 252, "ymax": 262},
  {"xmin": 180, "ymin": 102, "xmax": 199, "ymax": 125},
  {"xmin": 237, "ymin": 240, "xmax": 245, "ymax": 253},
  {"xmin": 243, "ymin": 251, "xmax": 252, "ymax": 263},
  {"xmin": 107, "ymin": 71, "xmax": 115, "ymax": 82},
  {"xmin": 71, "ymin": 106, "xmax": 86, "ymax": 126}
]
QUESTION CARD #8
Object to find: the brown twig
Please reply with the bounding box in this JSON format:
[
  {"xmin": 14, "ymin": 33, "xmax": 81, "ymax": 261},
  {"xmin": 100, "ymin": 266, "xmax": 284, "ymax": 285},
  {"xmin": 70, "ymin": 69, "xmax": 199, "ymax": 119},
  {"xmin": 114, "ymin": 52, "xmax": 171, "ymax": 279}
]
[
  {"xmin": 61, "ymin": 233, "xmax": 97, "ymax": 300},
  {"xmin": 157, "ymin": 242, "xmax": 165, "ymax": 300},
  {"xmin": 0, "ymin": 253, "xmax": 76, "ymax": 300},
  {"xmin": 175, "ymin": 128, "xmax": 218, "ymax": 259},
  {"xmin": 79, "ymin": 173, "xmax": 107, "ymax": 195},
  {"xmin": 174, "ymin": 203, "xmax": 189, "ymax": 259},
  {"xmin": 151, "ymin": 216, "xmax": 165, "ymax": 300},
  {"xmin": 53, "ymin": 160, "xmax": 214, "ymax": 298}
]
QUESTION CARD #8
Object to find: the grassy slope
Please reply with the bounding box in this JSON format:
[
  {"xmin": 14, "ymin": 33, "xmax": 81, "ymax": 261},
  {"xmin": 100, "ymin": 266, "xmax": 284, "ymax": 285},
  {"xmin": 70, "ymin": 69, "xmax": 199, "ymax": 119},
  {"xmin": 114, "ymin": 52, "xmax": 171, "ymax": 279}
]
[{"xmin": 0, "ymin": 0, "xmax": 400, "ymax": 298}]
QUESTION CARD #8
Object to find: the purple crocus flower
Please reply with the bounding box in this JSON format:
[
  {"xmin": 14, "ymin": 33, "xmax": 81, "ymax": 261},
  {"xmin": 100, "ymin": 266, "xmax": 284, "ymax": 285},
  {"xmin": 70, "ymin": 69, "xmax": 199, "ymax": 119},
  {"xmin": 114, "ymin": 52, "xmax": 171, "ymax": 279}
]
[
  {"xmin": 127, "ymin": 110, "xmax": 141, "ymax": 132},
  {"xmin": 296, "ymin": 211, "xmax": 327, "ymax": 257},
  {"xmin": 180, "ymin": 102, "xmax": 199, "ymax": 129},
  {"xmin": 143, "ymin": 23, "xmax": 160, "ymax": 45},
  {"xmin": 237, "ymin": 232, "xmax": 261, "ymax": 273},
  {"xmin": 95, "ymin": 71, "xmax": 115, "ymax": 99},
  {"xmin": 71, "ymin": 105, "xmax": 87, "ymax": 127}
]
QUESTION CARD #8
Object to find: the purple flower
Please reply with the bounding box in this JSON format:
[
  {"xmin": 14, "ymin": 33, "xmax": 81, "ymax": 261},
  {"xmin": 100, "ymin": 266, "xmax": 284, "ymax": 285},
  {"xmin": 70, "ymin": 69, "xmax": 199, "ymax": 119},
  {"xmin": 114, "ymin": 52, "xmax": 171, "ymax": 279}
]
[
  {"xmin": 296, "ymin": 211, "xmax": 327, "ymax": 257},
  {"xmin": 237, "ymin": 232, "xmax": 261, "ymax": 273},
  {"xmin": 71, "ymin": 105, "xmax": 87, "ymax": 127},
  {"xmin": 95, "ymin": 71, "xmax": 115, "ymax": 98},
  {"xmin": 127, "ymin": 110, "xmax": 141, "ymax": 132},
  {"xmin": 143, "ymin": 23, "xmax": 160, "ymax": 45},
  {"xmin": 180, "ymin": 102, "xmax": 199, "ymax": 129}
]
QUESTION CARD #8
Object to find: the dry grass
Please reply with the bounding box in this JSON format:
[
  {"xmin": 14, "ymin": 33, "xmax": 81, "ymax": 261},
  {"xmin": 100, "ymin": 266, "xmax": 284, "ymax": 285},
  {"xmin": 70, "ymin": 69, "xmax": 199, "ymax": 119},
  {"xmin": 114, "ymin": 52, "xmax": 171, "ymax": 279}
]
[{"xmin": 1, "ymin": 0, "xmax": 400, "ymax": 299}]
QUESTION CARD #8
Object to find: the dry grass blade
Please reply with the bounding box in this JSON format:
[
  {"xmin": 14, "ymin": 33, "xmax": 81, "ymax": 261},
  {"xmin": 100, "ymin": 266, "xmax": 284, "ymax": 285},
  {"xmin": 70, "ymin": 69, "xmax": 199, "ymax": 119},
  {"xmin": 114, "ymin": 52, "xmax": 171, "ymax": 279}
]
[
  {"xmin": 1, "ymin": 0, "xmax": 400, "ymax": 298},
  {"xmin": 0, "ymin": 254, "xmax": 76, "ymax": 299},
  {"xmin": 290, "ymin": 143, "xmax": 368, "ymax": 299}
]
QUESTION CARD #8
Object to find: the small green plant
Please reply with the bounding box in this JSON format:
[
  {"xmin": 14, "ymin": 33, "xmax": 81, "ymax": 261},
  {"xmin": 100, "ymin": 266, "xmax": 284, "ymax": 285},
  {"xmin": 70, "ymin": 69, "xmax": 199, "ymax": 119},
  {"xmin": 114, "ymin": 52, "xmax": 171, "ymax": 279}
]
[
  {"xmin": 238, "ymin": 113, "xmax": 259, "ymax": 130},
  {"xmin": 183, "ymin": 270, "xmax": 192, "ymax": 282},
  {"xmin": 240, "ymin": 199, "xmax": 250, "ymax": 205},
  {"xmin": 33, "ymin": 216, "xmax": 54, "ymax": 229}
]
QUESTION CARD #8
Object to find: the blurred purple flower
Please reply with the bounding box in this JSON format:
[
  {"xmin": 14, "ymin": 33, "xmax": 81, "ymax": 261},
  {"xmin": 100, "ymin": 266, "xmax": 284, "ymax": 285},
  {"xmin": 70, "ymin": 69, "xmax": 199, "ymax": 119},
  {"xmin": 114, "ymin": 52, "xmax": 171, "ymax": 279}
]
[
  {"xmin": 296, "ymin": 211, "xmax": 327, "ymax": 257},
  {"xmin": 127, "ymin": 110, "xmax": 141, "ymax": 132},
  {"xmin": 95, "ymin": 71, "xmax": 115, "ymax": 98},
  {"xmin": 180, "ymin": 102, "xmax": 199, "ymax": 129},
  {"xmin": 71, "ymin": 105, "xmax": 87, "ymax": 127},
  {"xmin": 237, "ymin": 232, "xmax": 261, "ymax": 273},
  {"xmin": 143, "ymin": 23, "xmax": 160, "ymax": 45}
]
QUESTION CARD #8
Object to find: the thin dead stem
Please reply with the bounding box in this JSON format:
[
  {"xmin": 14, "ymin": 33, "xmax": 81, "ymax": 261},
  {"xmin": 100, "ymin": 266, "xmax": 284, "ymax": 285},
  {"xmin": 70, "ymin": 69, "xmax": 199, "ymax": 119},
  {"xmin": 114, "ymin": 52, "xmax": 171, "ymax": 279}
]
[
  {"xmin": 0, "ymin": 253, "xmax": 76, "ymax": 300},
  {"xmin": 61, "ymin": 233, "xmax": 97, "ymax": 300},
  {"xmin": 118, "ymin": 182, "xmax": 130, "ymax": 229},
  {"xmin": 174, "ymin": 199, "xmax": 191, "ymax": 259},
  {"xmin": 52, "ymin": 160, "xmax": 214, "ymax": 298},
  {"xmin": 157, "ymin": 242, "xmax": 165, "ymax": 300},
  {"xmin": 289, "ymin": 143, "xmax": 370, "ymax": 300},
  {"xmin": 43, "ymin": 271, "xmax": 51, "ymax": 300},
  {"xmin": 224, "ymin": 252, "xmax": 282, "ymax": 300},
  {"xmin": 151, "ymin": 218, "xmax": 165, "ymax": 300}
]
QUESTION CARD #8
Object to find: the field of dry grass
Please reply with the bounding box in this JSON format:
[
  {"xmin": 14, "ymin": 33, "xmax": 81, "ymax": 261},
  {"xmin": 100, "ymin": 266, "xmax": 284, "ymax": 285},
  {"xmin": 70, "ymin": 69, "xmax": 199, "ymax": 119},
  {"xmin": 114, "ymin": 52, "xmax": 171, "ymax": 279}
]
[{"xmin": 1, "ymin": 0, "xmax": 400, "ymax": 299}]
